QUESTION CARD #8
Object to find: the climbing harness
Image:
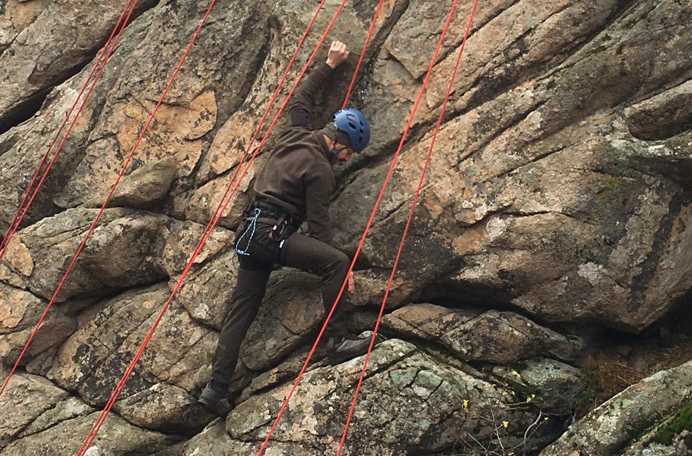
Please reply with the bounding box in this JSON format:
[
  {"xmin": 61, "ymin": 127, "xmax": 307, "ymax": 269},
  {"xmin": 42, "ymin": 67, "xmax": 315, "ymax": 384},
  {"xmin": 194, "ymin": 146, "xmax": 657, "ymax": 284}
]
[
  {"xmin": 234, "ymin": 205, "xmax": 292, "ymax": 260},
  {"xmin": 234, "ymin": 208, "xmax": 261, "ymax": 256}
]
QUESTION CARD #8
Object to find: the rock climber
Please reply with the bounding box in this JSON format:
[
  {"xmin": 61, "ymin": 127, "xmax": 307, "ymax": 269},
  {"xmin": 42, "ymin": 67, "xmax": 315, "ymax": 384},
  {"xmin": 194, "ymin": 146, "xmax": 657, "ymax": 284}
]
[{"xmin": 198, "ymin": 40, "xmax": 372, "ymax": 416}]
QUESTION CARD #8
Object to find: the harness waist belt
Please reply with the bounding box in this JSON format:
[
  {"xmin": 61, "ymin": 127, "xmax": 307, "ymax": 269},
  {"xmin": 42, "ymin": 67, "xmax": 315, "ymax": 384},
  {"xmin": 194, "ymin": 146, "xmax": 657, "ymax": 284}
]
[{"xmin": 251, "ymin": 201, "xmax": 296, "ymax": 223}]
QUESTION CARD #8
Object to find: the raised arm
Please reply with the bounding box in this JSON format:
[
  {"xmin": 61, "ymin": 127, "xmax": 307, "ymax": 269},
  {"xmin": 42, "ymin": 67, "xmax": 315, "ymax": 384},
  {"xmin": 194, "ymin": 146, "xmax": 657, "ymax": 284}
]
[{"xmin": 287, "ymin": 41, "xmax": 350, "ymax": 128}]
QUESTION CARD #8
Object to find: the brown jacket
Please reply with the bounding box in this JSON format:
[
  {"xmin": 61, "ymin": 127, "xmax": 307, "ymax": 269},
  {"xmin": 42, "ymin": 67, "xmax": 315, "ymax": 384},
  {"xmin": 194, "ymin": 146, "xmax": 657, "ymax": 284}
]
[{"xmin": 252, "ymin": 62, "xmax": 337, "ymax": 243}]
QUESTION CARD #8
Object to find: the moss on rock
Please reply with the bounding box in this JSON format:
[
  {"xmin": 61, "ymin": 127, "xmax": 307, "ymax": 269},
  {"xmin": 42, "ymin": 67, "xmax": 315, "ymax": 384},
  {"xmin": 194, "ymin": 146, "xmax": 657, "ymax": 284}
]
[{"xmin": 654, "ymin": 401, "xmax": 692, "ymax": 445}]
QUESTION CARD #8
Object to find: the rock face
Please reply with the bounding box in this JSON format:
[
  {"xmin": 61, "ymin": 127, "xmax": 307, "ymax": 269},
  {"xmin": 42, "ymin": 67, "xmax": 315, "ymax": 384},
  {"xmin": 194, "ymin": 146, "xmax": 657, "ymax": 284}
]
[
  {"xmin": 0, "ymin": 283, "xmax": 76, "ymax": 363},
  {"xmin": 84, "ymin": 158, "xmax": 179, "ymax": 209},
  {"xmin": 344, "ymin": 0, "xmax": 692, "ymax": 333},
  {"xmin": 0, "ymin": 372, "xmax": 174, "ymax": 455},
  {"xmin": 383, "ymin": 303, "xmax": 583, "ymax": 363},
  {"xmin": 185, "ymin": 339, "xmax": 549, "ymax": 455},
  {"xmin": 0, "ymin": 0, "xmax": 691, "ymax": 455},
  {"xmin": 540, "ymin": 361, "xmax": 692, "ymax": 456},
  {"xmin": 0, "ymin": 0, "xmax": 156, "ymax": 130}
]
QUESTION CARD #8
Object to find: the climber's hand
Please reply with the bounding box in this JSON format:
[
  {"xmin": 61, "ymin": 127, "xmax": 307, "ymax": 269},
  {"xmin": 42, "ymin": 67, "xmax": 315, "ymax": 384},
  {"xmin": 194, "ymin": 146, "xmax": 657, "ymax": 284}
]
[{"xmin": 326, "ymin": 41, "xmax": 349, "ymax": 69}]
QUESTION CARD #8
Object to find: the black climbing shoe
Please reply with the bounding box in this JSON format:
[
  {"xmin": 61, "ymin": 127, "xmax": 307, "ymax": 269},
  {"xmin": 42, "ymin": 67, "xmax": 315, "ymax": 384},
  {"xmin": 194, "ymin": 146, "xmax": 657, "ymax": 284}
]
[
  {"xmin": 198, "ymin": 383, "xmax": 232, "ymax": 416},
  {"xmin": 328, "ymin": 331, "xmax": 383, "ymax": 364}
]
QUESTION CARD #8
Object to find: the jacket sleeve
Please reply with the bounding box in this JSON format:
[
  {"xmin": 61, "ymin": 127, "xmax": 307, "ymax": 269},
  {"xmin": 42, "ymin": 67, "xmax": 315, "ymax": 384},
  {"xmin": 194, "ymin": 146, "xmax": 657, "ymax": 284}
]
[
  {"xmin": 304, "ymin": 163, "xmax": 336, "ymax": 243},
  {"xmin": 288, "ymin": 62, "xmax": 336, "ymax": 129}
]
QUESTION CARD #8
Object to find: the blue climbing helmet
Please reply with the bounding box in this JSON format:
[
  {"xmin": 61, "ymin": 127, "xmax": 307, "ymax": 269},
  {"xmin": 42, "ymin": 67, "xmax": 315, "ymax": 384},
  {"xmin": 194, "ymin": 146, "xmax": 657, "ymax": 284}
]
[{"xmin": 333, "ymin": 107, "xmax": 370, "ymax": 152}]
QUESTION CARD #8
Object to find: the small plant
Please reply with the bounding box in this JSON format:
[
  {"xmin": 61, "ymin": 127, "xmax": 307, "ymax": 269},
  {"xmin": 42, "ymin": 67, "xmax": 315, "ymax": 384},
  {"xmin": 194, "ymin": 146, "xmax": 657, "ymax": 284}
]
[{"xmin": 653, "ymin": 401, "xmax": 692, "ymax": 445}]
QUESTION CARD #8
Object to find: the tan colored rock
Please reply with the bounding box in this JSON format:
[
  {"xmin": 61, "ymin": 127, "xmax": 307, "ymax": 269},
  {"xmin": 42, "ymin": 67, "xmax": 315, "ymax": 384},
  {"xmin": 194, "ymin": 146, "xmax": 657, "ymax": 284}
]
[
  {"xmin": 0, "ymin": 235, "xmax": 33, "ymax": 277},
  {"xmin": 48, "ymin": 285, "xmax": 216, "ymax": 409},
  {"xmin": 18, "ymin": 396, "xmax": 93, "ymax": 439},
  {"xmin": 2, "ymin": 410, "xmax": 175, "ymax": 456},
  {"xmin": 0, "ymin": 234, "xmax": 34, "ymax": 289},
  {"xmin": 57, "ymin": 91, "xmax": 217, "ymax": 208},
  {"xmin": 0, "ymin": 284, "xmax": 42, "ymax": 332},
  {"xmin": 0, "ymin": 77, "xmax": 99, "ymax": 231},
  {"xmin": 114, "ymin": 383, "xmax": 214, "ymax": 432},
  {"xmin": 0, "ymin": 0, "xmax": 154, "ymax": 123},
  {"xmin": 336, "ymin": 0, "xmax": 692, "ymax": 332},
  {"xmin": 158, "ymin": 219, "xmax": 234, "ymax": 277},
  {"xmin": 0, "ymin": 0, "xmax": 47, "ymax": 53},
  {"xmin": 383, "ymin": 303, "xmax": 582, "ymax": 363},
  {"xmin": 626, "ymin": 79, "xmax": 692, "ymax": 140},
  {"xmin": 198, "ymin": 110, "xmax": 254, "ymax": 181},
  {"xmin": 4, "ymin": 206, "xmax": 237, "ymax": 308},
  {"xmin": 112, "ymin": 91, "xmax": 217, "ymax": 177},
  {"xmin": 16, "ymin": 208, "xmax": 168, "ymax": 301},
  {"xmin": 84, "ymin": 157, "xmax": 178, "ymax": 209},
  {"xmin": 347, "ymin": 269, "xmax": 414, "ymax": 310},
  {"xmin": 431, "ymin": 0, "xmax": 621, "ymax": 113},
  {"xmin": 181, "ymin": 421, "xmax": 253, "ymax": 456},
  {"xmin": 236, "ymin": 347, "xmax": 310, "ymax": 404},
  {"xmin": 367, "ymin": 0, "xmax": 621, "ymax": 155},
  {"xmin": 47, "ymin": 286, "xmax": 165, "ymax": 397},
  {"xmin": 41, "ymin": 0, "xmax": 270, "ymax": 210},
  {"xmin": 133, "ymin": 300, "xmax": 216, "ymax": 393},
  {"xmin": 0, "ymin": 284, "xmax": 76, "ymax": 364},
  {"xmin": 0, "ymin": 372, "xmax": 70, "ymax": 450},
  {"xmin": 170, "ymin": 159, "xmax": 260, "ymax": 228},
  {"xmin": 384, "ymin": 0, "xmax": 516, "ymax": 80},
  {"xmin": 176, "ymin": 250, "xmax": 238, "ymax": 329}
]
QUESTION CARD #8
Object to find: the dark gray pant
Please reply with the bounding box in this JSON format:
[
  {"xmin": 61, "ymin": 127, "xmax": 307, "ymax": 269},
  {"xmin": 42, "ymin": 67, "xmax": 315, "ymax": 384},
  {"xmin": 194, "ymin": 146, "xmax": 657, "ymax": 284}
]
[{"xmin": 209, "ymin": 222, "xmax": 350, "ymax": 393}]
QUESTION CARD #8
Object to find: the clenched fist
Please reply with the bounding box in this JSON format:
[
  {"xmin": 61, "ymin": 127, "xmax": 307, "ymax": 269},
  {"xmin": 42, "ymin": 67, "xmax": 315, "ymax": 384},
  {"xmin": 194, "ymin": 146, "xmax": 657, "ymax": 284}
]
[{"xmin": 326, "ymin": 40, "xmax": 349, "ymax": 69}]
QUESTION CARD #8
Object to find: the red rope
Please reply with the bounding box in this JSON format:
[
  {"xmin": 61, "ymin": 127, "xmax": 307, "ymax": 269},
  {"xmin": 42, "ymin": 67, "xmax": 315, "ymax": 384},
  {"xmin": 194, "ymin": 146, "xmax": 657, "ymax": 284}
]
[
  {"xmin": 73, "ymin": 3, "xmax": 222, "ymax": 454},
  {"xmin": 254, "ymin": 4, "xmax": 386, "ymax": 452},
  {"xmin": 336, "ymin": 0, "xmax": 480, "ymax": 452},
  {"xmin": 0, "ymin": 0, "xmax": 140, "ymax": 399},
  {"xmin": 0, "ymin": 0, "xmax": 139, "ymax": 264},
  {"xmin": 249, "ymin": 0, "xmax": 331, "ymax": 153},
  {"xmin": 256, "ymin": 0, "xmax": 466, "ymax": 453},
  {"xmin": 74, "ymin": 2, "xmax": 350, "ymax": 454}
]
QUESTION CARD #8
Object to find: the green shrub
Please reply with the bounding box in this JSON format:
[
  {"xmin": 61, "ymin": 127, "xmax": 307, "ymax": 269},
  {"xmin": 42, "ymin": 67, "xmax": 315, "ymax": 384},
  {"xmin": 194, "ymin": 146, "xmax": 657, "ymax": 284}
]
[{"xmin": 653, "ymin": 401, "xmax": 692, "ymax": 445}]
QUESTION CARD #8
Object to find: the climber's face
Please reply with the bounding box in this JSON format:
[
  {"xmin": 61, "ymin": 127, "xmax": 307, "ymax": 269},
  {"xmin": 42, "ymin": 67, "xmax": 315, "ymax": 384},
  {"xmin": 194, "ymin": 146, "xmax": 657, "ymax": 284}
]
[
  {"xmin": 324, "ymin": 134, "xmax": 355, "ymax": 162},
  {"xmin": 333, "ymin": 143, "xmax": 355, "ymax": 161}
]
